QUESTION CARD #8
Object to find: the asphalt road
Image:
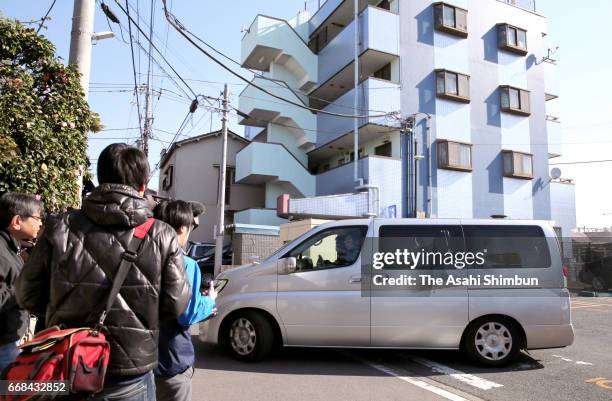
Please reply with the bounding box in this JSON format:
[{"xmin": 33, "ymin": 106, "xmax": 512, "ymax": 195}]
[{"xmin": 191, "ymin": 296, "xmax": 612, "ymax": 401}]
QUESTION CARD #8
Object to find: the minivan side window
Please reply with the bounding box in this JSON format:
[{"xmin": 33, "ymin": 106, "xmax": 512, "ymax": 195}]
[
  {"xmin": 284, "ymin": 226, "xmax": 368, "ymax": 271},
  {"xmin": 463, "ymin": 225, "xmax": 551, "ymax": 269},
  {"xmin": 378, "ymin": 225, "xmax": 464, "ymax": 269}
]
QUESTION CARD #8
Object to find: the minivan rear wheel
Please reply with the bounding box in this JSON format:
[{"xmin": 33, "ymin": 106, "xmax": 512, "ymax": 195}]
[
  {"xmin": 463, "ymin": 317, "xmax": 520, "ymax": 367},
  {"xmin": 225, "ymin": 311, "xmax": 274, "ymax": 362}
]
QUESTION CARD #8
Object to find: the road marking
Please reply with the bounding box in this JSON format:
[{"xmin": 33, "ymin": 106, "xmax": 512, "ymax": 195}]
[
  {"xmin": 586, "ymin": 377, "xmax": 612, "ymax": 390},
  {"xmin": 365, "ymin": 361, "xmax": 471, "ymax": 401},
  {"xmin": 552, "ymin": 355, "xmax": 594, "ymax": 366},
  {"xmin": 339, "ymin": 351, "xmax": 485, "ymax": 401},
  {"xmin": 408, "ymin": 356, "xmax": 504, "ymax": 390}
]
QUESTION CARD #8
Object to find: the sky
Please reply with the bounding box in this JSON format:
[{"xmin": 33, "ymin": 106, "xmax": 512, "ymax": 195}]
[{"xmin": 1, "ymin": 0, "xmax": 611, "ymax": 229}]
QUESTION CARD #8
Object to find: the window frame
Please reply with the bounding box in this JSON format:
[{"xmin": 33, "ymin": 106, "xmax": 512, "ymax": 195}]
[
  {"xmin": 499, "ymin": 85, "xmax": 531, "ymax": 116},
  {"xmin": 437, "ymin": 140, "xmax": 473, "ymax": 172},
  {"xmin": 281, "ymin": 225, "xmax": 369, "ymax": 272},
  {"xmin": 435, "ymin": 69, "xmax": 470, "ymax": 103},
  {"xmin": 433, "ymin": 2, "xmax": 468, "ymax": 38},
  {"xmin": 502, "ymin": 150, "xmax": 534, "ymax": 179},
  {"xmin": 162, "ymin": 165, "xmax": 174, "ymax": 191},
  {"xmin": 378, "ymin": 224, "xmax": 465, "ymax": 270},
  {"xmin": 374, "ymin": 142, "xmax": 392, "ymax": 157},
  {"xmin": 497, "ymin": 23, "xmax": 528, "ymax": 55},
  {"xmin": 462, "ymin": 225, "xmax": 551, "ymax": 269}
]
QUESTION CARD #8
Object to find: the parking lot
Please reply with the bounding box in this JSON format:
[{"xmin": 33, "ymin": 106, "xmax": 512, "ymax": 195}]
[{"xmin": 192, "ymin": 295, "xmax": 612, "ymax": 401}]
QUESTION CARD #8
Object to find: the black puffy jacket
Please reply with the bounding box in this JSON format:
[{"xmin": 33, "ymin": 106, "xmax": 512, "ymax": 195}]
[
  {"xmin": 16, "ymin": 184, "xmax": 191, "ymax": 377},
  {"xmin": 0, "ymin": 230, "xmax": 29, "ymax": 346}
]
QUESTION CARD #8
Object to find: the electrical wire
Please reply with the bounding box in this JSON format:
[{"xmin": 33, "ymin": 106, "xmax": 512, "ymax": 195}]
[
  {"xmin": 183, "ymin": 23, "xmax": 397, "ymax": 113},
  {"xmin": 549, "ymin": 159, "xmax": 612, "ymax": 165},
  {"xmin": 160, "ymin": 0, "xmax": 398, "ymax": 120},
  {"xmin": 148, "ymin": 109, "xmax": 193, "ymax": 181},
  {"xmin": 36, "ymin": 0, "xmax": 57, "ymax": 33},
  {"xmin": 111, "ymin": 0, "xmax": 198, "ymax": 99},
  {"xmin": 125, "ymin": 0, "xmax": 144, "ymax": 137}
]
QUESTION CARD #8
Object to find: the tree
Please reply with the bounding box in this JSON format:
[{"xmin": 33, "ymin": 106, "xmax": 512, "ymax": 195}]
[{"xmin": 0, "ymin": 18, "xmax": 101, "ymax": 211}]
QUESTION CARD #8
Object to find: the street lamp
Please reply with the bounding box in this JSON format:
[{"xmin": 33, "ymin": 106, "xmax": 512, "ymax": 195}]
[{"xmin": 91, "ymin": 31, "xmax": 115, "ymax": 42}]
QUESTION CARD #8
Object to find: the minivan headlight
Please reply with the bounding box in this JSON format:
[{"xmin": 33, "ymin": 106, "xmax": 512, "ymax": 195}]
[{"xmin": 213, "ymin": 279, "xmax": 228, "ymax": 293}]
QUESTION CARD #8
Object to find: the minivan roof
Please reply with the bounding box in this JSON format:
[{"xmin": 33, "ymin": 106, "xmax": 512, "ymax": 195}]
[{"xmin": 313, "ymin": 218, "xmax": 555, "ymax": 229}]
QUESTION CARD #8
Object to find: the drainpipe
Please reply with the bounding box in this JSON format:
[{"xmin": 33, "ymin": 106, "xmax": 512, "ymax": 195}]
[
  {"xmin": 356, "ymin": 184, "xmax": 379, "ymax": 217},
  {"xmin": 411, "ymin": 113, "xmax": 432, "ymax": 217},
  {"xmin": 353, "ymin": 0, "xmax": 360, "ymax": 187},
  {"xmin": 426, "ymin": 115, "xmax": 432, "ymax": 217},
  {"xmin": 413, "ymin": 138, "xmax": 419, "ymax": 217}
]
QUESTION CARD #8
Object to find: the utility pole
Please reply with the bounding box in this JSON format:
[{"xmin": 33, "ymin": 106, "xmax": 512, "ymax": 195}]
[
  {"xmin": 141, "ymin": 1, "xmax": 155, "ymax": 157},
  {"xmin": 69, "ymin": 0, "xmax": 95, "ymax": 98},
  {"xmin": 142, "ymin": 84, "xmax": 152, "ymax": 156},
  {"xmin": 69, "ymin": 0, "xmax": 94, "ymax": 208},
  {"xmin": 214, "ymin": 84, "xmax": 229, "ymax": 277}
]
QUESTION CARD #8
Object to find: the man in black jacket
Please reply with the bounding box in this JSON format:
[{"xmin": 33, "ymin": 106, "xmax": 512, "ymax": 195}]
[
  {"xmin": 17, "ymin": 143, "xmax": 191, "ymax": 400},
  {"xmin": 0, "ymin": 192, "xmax": 43, "ymax": 372}
]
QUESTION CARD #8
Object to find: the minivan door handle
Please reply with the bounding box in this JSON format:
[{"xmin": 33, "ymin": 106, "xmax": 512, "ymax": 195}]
[{"xmin": 349, "ymin": 276, "xmax": 362, "ymax": 284}]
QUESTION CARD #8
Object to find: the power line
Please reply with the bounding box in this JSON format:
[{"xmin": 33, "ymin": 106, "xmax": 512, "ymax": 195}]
[
  {"xmin": 228, "ymin": 106, "xmax": 397, "ymax": 137},
  {"xmin": 97, "ymin": 127, "xmax": 141, "ymax": 131},
  {"xmin": 109, "ymin": 0, "xmax": 198, "ymax": 99},
  {"xmin": 37, "ymin": 0, "xmax": 57, "ymax": 33},
  {"xmin": 160, "ymin": 0, "xmax": 398, "ymax": 120},
  {"xmin": 550, "ymin": 159, "xmax": 612, "ymax": 165},
  {"xmin": 182, "ymin": 25, "xmax": 397, "ymax": 113},
  {"xmin": 148, "ymin": 109, "xmax": 193, "ymax": 182},
  {"xmin": 125, "ymin": 0, "xmax": 143, "ymax": 137},
  {"xmin": 103, "ymin": 3, "xmax": 196, "ymax": 101}
]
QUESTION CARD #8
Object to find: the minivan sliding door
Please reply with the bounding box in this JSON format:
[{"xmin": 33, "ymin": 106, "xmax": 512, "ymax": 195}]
[{"xmin": 370, "ymin": 220, "xmax": 468, "ymax": 348}]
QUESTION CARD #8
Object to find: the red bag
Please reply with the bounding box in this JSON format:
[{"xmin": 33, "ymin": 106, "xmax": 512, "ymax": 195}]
[
  {"xmin": 1, "ymin": 218, "xmax": 155, "ymax": 400},
  {"xmin": 1, "ymin": 326, "xmax": 110, "ymax": 400}
]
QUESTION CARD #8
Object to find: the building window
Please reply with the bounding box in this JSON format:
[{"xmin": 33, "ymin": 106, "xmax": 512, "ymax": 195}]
[
  {"xmin": 433, "ymin": 2, "xmax": 468, "ymax": 38},
  {"xmin": 350, "ymin": 148, "xmax": 365, "ymax": 161},
  {"xmin": 497, "ymin": 23, "xmax": 527, "ymax": 55},
  {"xmin": 162, "ymin": 165, "xmax": 173, "ymax": 190},
  {"xmin": 376, "ymin": 0, "xmax": 391, "ymax": 11},
  {"xmin": 437, "ymin": 140, "xmax": 472, "ymax": 171},
  {"xmin": 500, "ymin": 85, "xmax": 530, "ymax": 116},
  {"xmin": 372, "ymin": 63, "xmax": 391, "ymax": 81},
  {"xmin": 436, "ymin": 69, "xmax": 470, "ymax": 103},
  {"xmin": 225, "ymin": 167, "xmax": 235, "ymax": 205},
  {"xmin": 308, "ymin": 25, "xmax": 328, "ymax": 54},
  {"xmin": 374, "ymin": 142, "xmax": 392, "ymax": 157},
  {"xmin": 503, "ymin": 150, "xmax": 533, "ymax": 179}
]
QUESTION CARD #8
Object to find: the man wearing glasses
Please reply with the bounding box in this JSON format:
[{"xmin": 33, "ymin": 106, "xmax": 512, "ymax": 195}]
[{"xmin": 0, "ymin": 192, "xmax": 43, "ymax": 372}]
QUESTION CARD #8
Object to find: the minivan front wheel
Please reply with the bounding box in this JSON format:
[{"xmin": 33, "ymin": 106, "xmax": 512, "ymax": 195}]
[
  {"xmin": 464, "ymin": 317, "xmax": 520, "ymax": 367},
  {"xmin": 225, "ymin": 311, "xmax": 274, "ymax": 362}
]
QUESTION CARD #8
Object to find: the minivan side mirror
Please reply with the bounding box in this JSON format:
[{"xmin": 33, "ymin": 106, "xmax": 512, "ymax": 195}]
[{"xmin": 282, "ymin": 257, "xmax": 297, "ymax": 274}]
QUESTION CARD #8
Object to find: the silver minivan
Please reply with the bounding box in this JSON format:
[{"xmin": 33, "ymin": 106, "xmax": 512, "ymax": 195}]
[{"xmin": 199, "ymin": 218, "xmax": 574, "ymax": 366}]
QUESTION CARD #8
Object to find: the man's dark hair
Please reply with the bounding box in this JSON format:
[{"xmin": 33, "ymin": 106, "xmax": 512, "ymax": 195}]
[
  {"xmin": 0, "ymin": 192, "xmax": 43, "ymax": 228},
  {"xmin": 97, "ymin": 143, "xmax": 150, "ymax": 191},
  {"xmin": 153, "ymin": 200, "xmax": 193, "ymax": 231}
]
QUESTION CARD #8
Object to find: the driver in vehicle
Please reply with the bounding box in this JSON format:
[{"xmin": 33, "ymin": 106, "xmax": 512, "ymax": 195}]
[{"xmin": 336, "ymin": 230, "xmax": 362, "ymax": 265}]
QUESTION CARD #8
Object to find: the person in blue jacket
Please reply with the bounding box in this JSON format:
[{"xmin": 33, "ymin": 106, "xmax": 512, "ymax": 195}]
[{"xmin": 152, "ymin": 200, "xmax": 217, "ymax": 401}]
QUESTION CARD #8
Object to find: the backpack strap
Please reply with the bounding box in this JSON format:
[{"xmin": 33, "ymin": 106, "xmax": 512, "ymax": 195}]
[{"xmin": 97, "ymin": 218, "xmax": 155, "ymax": 327}]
